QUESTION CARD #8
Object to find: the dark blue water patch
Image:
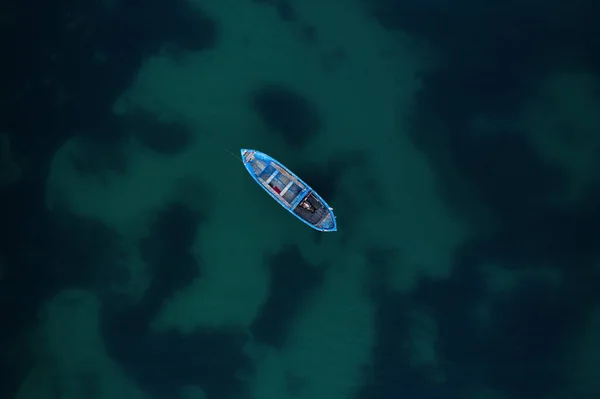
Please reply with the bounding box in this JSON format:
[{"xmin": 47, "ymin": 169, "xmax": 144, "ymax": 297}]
[
  {"xmin": 252, "ymin": 0, "xmax": 298, "ymax": 22},
  {"xmin": 455, "ymin": 180, "xmax": 600, "ymax": 285},
  {"xmin": 562, "ymin": 185, "xmax": 600, "ymax": 268},
  {"xmin": 467, "ymin": 208, "xmax": 600, "ymax": 273},
  {"xmin": 294, "ymin": 150, "xmax": 379, "ymax": 243},
  {"xmin": 411, "ymin": 60, "xmax": 533, "ymax": 134},
  {"xmin": 406, "ymin": 244, "xmax": 597, "ymax": 399},
  {"xmin": 121, "ymin": 111, "xmax": 195, "ymax": 156},
  {"xmin": 9, "ymin": 0, "xmax": 218, "ymax": 133},
  {"xmin": 409, "ymin": 94, "xmax": 566, "ymax": 227},
  {"xmin": 294, "ymin": 163, "xmax": 340, "ymax": 204},
  {"xmin": 3, "ymin": 1, "xmax": 221, "ymax": 395},
  {"xmin": 142, "ymin": 202, "xmax": 204, "ymax": 253},
  {"xmin": 364, "ymin": 245, "xmax": 397, "ymax": 300},
  {"xmin": 447, "ymin": 129, "xmax": 565, "ymax": 220},
  {"xmin": 117, "ymin": 0, "xmax": 219, "ymax": 53},
  {"xmin": 140, "ymin": 202, "xmax": 204, "ymax": 291},
  {"xmin": 251, "ymin": 84, "xmax": 322, "ymax": 148},
  {"xmin": 395, "ymin": 0, "xmax": 600, "ymax": 236},
  {"xmin": 100, "ymin": 200, "xmax": 252, "ymax": 399},
  {"xmin": 251, "ymin": 245, "xmax": 324, "ymax": 348},
  {"xmin": 2, "ymin": 0, "xmax": 220, "ymax": 172},
  {"xmin": 34, "ymin": 211, "xmax": 129, "ymax": 292},
  {"xmin": 69, "ymin": 110, "xmax": 196, "ymax": 180},
  {"xmin": 70, "ymin": 131, "xmax": 131, "ymax": 180},
  {"xmin": 411, "ymin": 254, "xmax": 488, "ymax": 365},
  {"xmin": 319, "ymin": 48, "xmax": 348, "ymax": 74},
  {"xmin": 357, "ymin": 291, "xmax": 456, "ymax": 399},
  {"xmin": 477, "ymin": 276, "xmax": 588, "ymax": 398},
  {"xmin": 0, "ymin": 277, "xmax": 37, "ymax": 399},
  {"xmin": 356, "ymin": 245, "xmax": 480, "ymax": 399},
  {"xmin": 295, "ymin": 150, "xmax": 371, "ymax": 203},
  {"xmin": 0, "ymin": 1, "xmax": 220, "ymax": 316},
  {"xmin": 301, "ymin": 24, "xmax": 318, "ymax": 45},
  {"xmin": 404, "ymin": 65, "xmax": 545, "ymax": 232},
  {"xmin": 76, "ymin": 370, "xmax": 101, "ymax": 399},
  {"xmin": 367, "ymin": 0, "xmax": 600, "ymax": 72},
  {"xmin": 101, "ymin": 304, "xmax": 252, "ymax": 399},
  {"xmin": 0, "ymin": 204, "xmax": 129, "ymax": 399}
]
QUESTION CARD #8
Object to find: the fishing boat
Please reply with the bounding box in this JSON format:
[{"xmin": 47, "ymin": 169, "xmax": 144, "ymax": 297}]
[{"xmin": 241, "ymin": 149, "xmax": 337, "ymax": 232}]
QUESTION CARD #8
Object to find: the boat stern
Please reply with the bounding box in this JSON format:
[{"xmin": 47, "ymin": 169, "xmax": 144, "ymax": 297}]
[{"xmin": 316, "ymin": 211, "xmax": 337, "ymax": 232}]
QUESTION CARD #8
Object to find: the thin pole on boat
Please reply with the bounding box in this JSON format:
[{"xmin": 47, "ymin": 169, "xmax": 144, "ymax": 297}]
[{"xmin": 224, "ymin": 148, "xmax": 244, "ymax": 163}]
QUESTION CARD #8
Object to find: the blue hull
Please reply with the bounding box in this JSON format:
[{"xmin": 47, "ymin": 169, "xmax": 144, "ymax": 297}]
[{"xmin": 241, "ymin": 149, "xmax": 337, "ymax": 232}]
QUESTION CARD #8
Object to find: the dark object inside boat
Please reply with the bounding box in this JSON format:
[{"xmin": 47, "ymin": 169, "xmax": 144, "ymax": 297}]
[{"xmin": 294, "ymin": 192, "xmax": 328, "ymax": 225}]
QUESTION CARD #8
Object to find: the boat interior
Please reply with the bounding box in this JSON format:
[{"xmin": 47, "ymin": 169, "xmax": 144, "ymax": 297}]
[
  {"xmin": 256, "ymin": 161, "xmax": 305, "ymax": 205},
  {"xmin": 293, "ymin": 192, "xmax": 329, "ymax": 226},
  {"xmin": 249, "ymin": 156, "xmax": 331, "ymax": 227}
]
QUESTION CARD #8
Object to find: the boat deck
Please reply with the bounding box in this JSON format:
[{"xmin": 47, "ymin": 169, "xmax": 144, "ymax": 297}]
[
  {"xmin": 243, "ymin": 149, "xmax": 336, "ymax": 231},
  {"xmin": 293, "ymin": 192, "xmax": 329, "ymax": 224},
  {"xmin": 252, "ymin": 159, "xmax": 305, "ymax": 205}
]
